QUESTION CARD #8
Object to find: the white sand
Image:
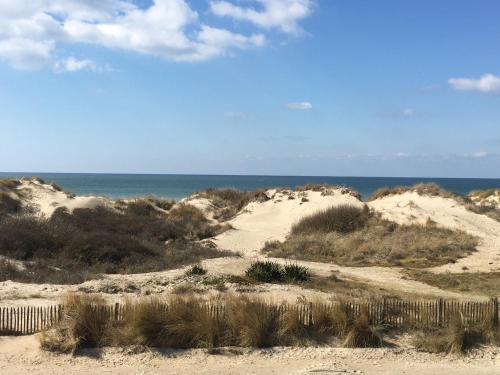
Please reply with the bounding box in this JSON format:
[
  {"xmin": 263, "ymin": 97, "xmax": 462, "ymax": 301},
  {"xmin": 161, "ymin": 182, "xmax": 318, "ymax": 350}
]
[{"xmin": 1, "ymin": 335, "xmax": 499, "ymax": 375}]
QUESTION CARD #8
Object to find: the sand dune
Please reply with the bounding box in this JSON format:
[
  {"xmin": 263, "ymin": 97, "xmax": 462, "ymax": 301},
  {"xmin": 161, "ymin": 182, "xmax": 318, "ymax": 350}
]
[
  {"xmin": 15, "ymin": 179, "xmax": 109, "ymax": 217},
  {"xmin": 214, "ymin": 189, "xmax": 363, "ymax": 256}
]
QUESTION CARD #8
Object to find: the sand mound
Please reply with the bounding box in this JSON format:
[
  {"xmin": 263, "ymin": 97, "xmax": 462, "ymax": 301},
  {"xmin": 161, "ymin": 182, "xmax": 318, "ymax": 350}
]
[
  {"xmin": 469, "ymin": 189, "xmax": 500, "ymax": 208},
  {"xmin": 369, "ymin": 191, "xmax": 500, "ymax": 273},
  {"xmin": 214, "ymin": 188, "xmax": 364, "ymax": 256},
  {"xmin": 12, "ymin": 178, "xmax": 109, "ymax": 217}
]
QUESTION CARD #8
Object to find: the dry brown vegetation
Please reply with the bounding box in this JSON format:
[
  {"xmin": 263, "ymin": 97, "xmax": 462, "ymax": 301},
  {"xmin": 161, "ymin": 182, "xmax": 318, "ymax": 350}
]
[
  {"xmin": 195, "ymin": 188, "xmax": 270, "ymax": 221},
  {"xmin": 465, "ymin": 203, "xmax": 500, "ymax": 222},
  {"xmin": 0, "ymin": 202, "xmax": 235, "ymax": 283},
  {"xmin": 369, "ymin": 183, "xmax": 465, "ymax": 202},
  {"xmin": 295, "ymin": 184, "xmax": 362, "ymax": 200},
  {"xmin": 39, "ymin": 294, "xmax": 388, "ymax": 353},
  {"xmin": 469, "ymin": 188, "xmax": 500, "ymax": 201},
  {"xmin": 263, "ymin": 205, "xmax": 477, "ymax": 268},
  {"xmin": 404, "ymin": 270, "xmax": 500, "ymax": 297},
  {"xmin": 413, "ymin": 314, "xmax": 500, "ymax": 354}
]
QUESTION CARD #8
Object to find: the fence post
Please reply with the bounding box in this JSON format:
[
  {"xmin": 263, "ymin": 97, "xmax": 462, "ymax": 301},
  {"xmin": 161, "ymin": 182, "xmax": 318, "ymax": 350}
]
[
  {"xmin": 382, "ymin": 298, "xmax": 387, "ymax": 324},
  {"xmin": 438, "ymin": 298, "xmax": 443, "ymax": 327},
  {"xmin": 492, "ymin": 297, "xmax": 499, "ymax": 327},
  {"xmin": 114, "ymin": 302, "xmax": 120, "ymax": 321}
]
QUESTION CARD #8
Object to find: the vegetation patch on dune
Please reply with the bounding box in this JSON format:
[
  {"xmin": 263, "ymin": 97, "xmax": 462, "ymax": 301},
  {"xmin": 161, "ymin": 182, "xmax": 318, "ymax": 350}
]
[
  {"xmin": 195, "ymin": 188, "xmax": 270, "ymax": 221},
  {"xmin": 245, "ymin": 261, "xmax": 310, "ymax": 283},
  {"xmin": 295, "ymin": 184, "xmax": 362, "ymax": 199},
  {"xmin": 469, "ymin": 188, "xmax": 500, "ymax": 201},
  {"xmin": 465, "ymin": 202, "xmax": 500, "ymax": 222},
  {"xmin": 0, "ymin": 202, "xmax": 235, "ymax": 284},
  {"xmin": 404, "ymin": 270, "xmax": 500, "ymax": 297},
  {"xmin": 368, "ymin": 183, "xmax": 466, "ymax": 202},
  {"xmin": 263, "ymin": 205, "xmax": 477, "ymax": 268}
]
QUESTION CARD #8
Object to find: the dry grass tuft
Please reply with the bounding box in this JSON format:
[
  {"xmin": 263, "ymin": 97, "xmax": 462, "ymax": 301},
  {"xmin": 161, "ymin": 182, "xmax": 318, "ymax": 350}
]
[
  {"xmin": 115, "ymin": 297, "xmax": 225, "ymax": 349},
  {"xmin": 413, "ymin": 314, "xmax": 490, "ymax": 354},
  {"xmin": 39, "ymin": 294, "xmax": 110, "ymax": 353},
  {"xmin": 225, "ymin": 296, "xmax": 281, "ymax": 347},
  {"xmin": 291, "ymin": 204, "xmax": 370, "ymax": 235},
  {"xmin": 342, "ymin": 311, "xmax": 384, "ymax": 348}
]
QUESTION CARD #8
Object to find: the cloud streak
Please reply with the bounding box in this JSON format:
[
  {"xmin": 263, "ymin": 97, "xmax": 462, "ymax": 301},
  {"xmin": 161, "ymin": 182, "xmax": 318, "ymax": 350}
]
[
  {"xmin": 210, "ymin": 0, "xmax": 314, "ymax": 34},
  {"xmin": 287, "ymin": 101, "xmax": 312, "ymax": 110},
  {"xmin": 449, "ymin": 74, "xmax": 500, "ymax": 93}
]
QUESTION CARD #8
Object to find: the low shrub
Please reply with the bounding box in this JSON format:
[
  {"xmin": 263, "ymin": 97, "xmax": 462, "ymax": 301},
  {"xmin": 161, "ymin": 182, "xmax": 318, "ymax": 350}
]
[
  {"xmin": 283, "ymin": 263, "xmax": 310, "ymax": 283},
  {"xmin": 413, "ymin": 314, "xmax": 489, "ymax": 354},
  {"xmin": 0, "ymin": 258, "xmax": 95, "ymax": 284},
  {"xmin": 40, "ymin": 294, "xmax": 111, "ymax": 353},
  {"xmin": 245, "ymin": 261, "xmax": 311, "ymax": 284},
  {"xmin": 245, "ymin": 261, "xmax": 284, "ymax": 283},
  {"xmin": 291, "ymin": 204, "xmax": 370, "ymax": 235},
  {"xmin": 342, "ymin": 312, "xmax": 383, "ymax": 348},
  {"xmin": 0, "ymin": 203, "xmax": 235, "ymax": 278},
  {"xmin": 185, "ymin": 264, "xmax": 207, "ymax": 276},
  {"xmin": 264, "ymin": 216, "xmax": 477, "ymax": 268},
  {"xmin": 226, "ymin": 297, "xmax": 281, "ymax": 347},
  {"xmin": 0, "ymin": 192, "xmax": 21, "ymax": 219}
]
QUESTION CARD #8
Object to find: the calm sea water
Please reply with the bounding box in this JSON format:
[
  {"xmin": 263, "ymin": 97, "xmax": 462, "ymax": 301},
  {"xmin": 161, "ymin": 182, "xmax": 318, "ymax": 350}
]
[{"xmin": 1, "ymin": 173, "xmax": 499, "ymax": 200}]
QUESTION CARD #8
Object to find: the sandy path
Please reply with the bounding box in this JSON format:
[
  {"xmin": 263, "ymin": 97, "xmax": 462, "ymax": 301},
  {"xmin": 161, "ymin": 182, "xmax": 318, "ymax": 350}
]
[{"xmin": 0, "ymin": 335, "xmax": 499, "ymax": 375}]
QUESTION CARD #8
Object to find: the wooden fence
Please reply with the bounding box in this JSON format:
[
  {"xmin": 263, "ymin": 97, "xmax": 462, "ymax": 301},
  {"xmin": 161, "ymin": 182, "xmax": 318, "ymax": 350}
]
[{"xmin": 1, "ymin": 298, "xmax": 498, "ymax": 336}]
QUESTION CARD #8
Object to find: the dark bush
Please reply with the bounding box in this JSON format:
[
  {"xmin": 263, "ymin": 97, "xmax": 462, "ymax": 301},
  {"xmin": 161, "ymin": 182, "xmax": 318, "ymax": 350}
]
[
  {"xmin": 283, "ymin": 263, "xmax": 310, "ymax": 283},
  {"xmin": 245, "ymin": 261, "xmax": 284, "ymax": 283},
  {"xmin": 292, "ymin": 204, "xmax": 370, "ymax": 235},
  {"xmin": 0, "ymin": 203, "xmax": 235, "ymax": 279},
  {"xmin": 185, "ymin": 264, "xmax": 207, "ymax": 276}
]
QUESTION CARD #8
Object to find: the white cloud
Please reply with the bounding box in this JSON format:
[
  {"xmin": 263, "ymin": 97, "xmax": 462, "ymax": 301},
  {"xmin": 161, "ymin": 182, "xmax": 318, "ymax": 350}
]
[
  {"xmin": 0, "ymin": 38, "xmax": 54, "ymax": 70},
  {"xmin": 287, "ymin": 101, "xmax": 312, "ymax": 110},
  {"xmin": 0, "ymin": 0, "xmax": 296, "ymax": 71},
  {"xmin": 54, "ymin": 57, "xmax": 97, "ymax": 72},
  {"xmin": 449, "ymin": 74, "xmax": 500, "ymax": 93},
  {"xmin": 470, "ymin": 151, "xmax": 488, "ymax": 158},
  {"xmin": 210, "ymin": 0, "xmax": 314, "ymax": 34}
]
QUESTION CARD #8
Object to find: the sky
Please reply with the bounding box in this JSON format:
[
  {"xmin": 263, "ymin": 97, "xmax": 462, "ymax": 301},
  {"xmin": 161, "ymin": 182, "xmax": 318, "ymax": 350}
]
[{"xmin": 0, "ymin": 0, "xmax": 499, "ymax": 178}]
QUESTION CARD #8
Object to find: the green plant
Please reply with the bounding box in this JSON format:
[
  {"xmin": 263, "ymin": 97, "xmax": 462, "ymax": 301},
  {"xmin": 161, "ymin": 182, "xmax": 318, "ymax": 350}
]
[
  {"xmin": 185, "ymin": 264, "xmax": 207, "ymax": 276},
  {"xmin": 283, "ymin": 263, "xmax": 310, "ymax": 283},
  {"xmin": 245, "ymin": 261, "xmax": 284, "ymax": 283}
]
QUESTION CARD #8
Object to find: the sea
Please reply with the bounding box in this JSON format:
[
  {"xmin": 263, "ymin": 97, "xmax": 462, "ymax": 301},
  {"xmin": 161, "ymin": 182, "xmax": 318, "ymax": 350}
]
[{"xmin": 1, "ymin": 173, "xmax": 499, "ymax": 201}]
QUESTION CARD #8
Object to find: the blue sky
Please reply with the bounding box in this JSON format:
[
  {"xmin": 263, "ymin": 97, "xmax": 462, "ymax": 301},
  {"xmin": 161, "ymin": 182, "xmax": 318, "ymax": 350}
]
[{"xmin": 0, "ymin": 0, "xmax": 499, "ymax": 177}]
